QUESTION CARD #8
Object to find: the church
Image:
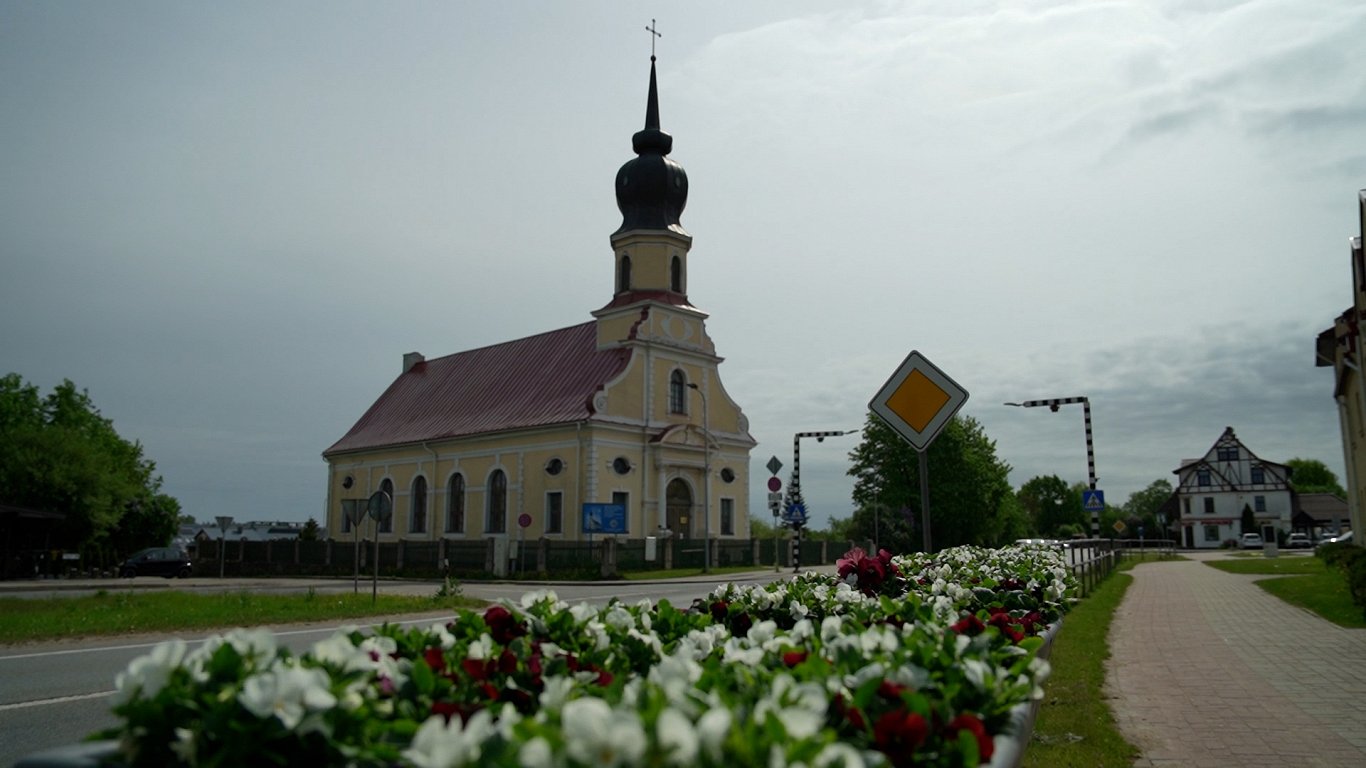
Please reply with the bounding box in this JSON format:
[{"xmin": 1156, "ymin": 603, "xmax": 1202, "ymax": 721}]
[{"xmin": 322, "ymin": 55, "xmax": 755, "ymax": 547}]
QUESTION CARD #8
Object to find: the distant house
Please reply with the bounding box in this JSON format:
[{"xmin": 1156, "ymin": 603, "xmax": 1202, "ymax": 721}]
[
  {"xmin": 1291, "ymin": 492, "xmax": 1350, "ymax": 538},
  {"xmin": 1173, "ymin": 427, "xmax": 1293, "ymax": 548},
  {"xmin": 1314, "ymin": 188, "xmax": 1366, "ymax": 545},
  {"xmin": 179, "ymin": 521, "xmax": 305, "ymax": 551}
]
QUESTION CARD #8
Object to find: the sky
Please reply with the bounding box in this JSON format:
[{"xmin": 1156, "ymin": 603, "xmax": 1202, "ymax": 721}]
[{"xmin": 3, "ymin": 1, "xmax": 1365, "ymax": 532}]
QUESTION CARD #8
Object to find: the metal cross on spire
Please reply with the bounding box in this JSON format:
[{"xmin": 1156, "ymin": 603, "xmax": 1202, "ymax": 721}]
[{"xmin": 645, "ymin": 19, "xmax": 661, "ymax": 58}]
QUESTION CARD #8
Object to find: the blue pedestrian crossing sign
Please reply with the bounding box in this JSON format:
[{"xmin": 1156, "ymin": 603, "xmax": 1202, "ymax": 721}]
[{"xmin": 1082, "ymin": 490, "xmax": 1105, "ymax": 512}]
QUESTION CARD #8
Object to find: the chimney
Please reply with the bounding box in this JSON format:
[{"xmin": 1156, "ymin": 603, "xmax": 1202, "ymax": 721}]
[{"xmin": 403, "ymin": 352, "xmax": 424, "ymax": 374}]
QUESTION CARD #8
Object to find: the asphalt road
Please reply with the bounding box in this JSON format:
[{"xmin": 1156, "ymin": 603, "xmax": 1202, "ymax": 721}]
[{"xmin": 0, "ymin": 569, "xmax": 819, "ymax": 767}]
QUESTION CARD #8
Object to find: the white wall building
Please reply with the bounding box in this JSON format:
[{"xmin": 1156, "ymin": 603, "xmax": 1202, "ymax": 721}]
[{"xmin": 1174, "ymin": 427, "xmax": 1293, "ymax": 549}]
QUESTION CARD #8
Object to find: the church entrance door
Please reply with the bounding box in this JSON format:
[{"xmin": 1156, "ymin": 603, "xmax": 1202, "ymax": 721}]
[{"xmin": 665, "ymin": 479, "xmax": 692, "ymax": 538}]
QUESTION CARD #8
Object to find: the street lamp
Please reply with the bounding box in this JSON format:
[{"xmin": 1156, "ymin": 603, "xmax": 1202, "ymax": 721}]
[
  {"xmin": 687, "ymin": 383, "xmax": 712, "ymax": 573},
  {"xmin": 1004, "ymin": 397, "xmax": 1099, "ymax": 537}
]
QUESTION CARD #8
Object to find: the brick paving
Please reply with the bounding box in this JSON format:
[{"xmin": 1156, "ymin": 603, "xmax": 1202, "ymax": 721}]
[{"xmin": 1107, "ymin": 551, "xmax": 1366, "ymax": 767}]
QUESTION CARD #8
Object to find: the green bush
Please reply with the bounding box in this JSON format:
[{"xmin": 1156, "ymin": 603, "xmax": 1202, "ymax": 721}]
[{"xmin": 1317, "ymin": 542, "xmax": 1366, "ymax": 617}]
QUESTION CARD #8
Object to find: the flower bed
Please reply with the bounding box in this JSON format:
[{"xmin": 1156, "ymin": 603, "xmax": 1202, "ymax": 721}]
[{"xmin": 84, "ymin": 544, "xmax": 1076, "ymax": 768}]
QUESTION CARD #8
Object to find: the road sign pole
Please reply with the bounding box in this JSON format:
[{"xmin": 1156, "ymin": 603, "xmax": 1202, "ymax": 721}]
[{"xmin": 919, "ymin": 450, "xmax": 932, "ymax": 552}]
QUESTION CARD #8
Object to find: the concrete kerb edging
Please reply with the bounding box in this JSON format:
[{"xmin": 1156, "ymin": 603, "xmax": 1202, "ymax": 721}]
[{"xmin": 987, "ymin": 619, "xmax": 1062, "ymax": 768}]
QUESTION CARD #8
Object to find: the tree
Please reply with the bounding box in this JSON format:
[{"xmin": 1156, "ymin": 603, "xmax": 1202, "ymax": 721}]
[
  {"xmin": 1285, "ymin": 458, "xmax": 1347, "ymax": 497},
  {"xmin": 1123, "ymin": 479, "xmax": 1173, "ymax": 521},
  {"xmin": 300, "ymin": 517, "xmax": 321, "ymax": 542},
  {"xmin": 1017, "ymin": 475, "xmax": 1075, "ymax": 536},
  {"xmin": 847, "ymin": 413, "xmax": 1015, "ymax": 551},
  {"xmin": 0, "ymin": 373, "xmax": 178, "ymax": 558}
]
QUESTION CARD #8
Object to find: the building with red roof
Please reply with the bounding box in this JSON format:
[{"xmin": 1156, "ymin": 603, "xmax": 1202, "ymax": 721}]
[{"xmin": 323, "ymin": 55, "xmax": 755, "ymax": 551}]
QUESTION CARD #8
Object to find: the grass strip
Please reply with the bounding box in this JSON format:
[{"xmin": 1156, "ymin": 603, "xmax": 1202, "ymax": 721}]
[
  {"xmin": 0, "ymin": 589, "xmax": 484, "ymax": 645},
  {"xmin": 1023, "ymin": 566, "xmax": 1141, "ymax": 768},
  {"xmin": 1206, "ymin": 556, "xmax": 1365, "ymax": 628}
]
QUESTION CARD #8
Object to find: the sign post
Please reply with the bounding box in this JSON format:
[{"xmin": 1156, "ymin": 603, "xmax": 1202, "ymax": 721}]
[
  {"xmin": 366, "ymin": 490, "xmax": 392, "ymax": 604},
  {"xmin": 766, "ymin": 456, "xmax": 783, "ymax": 571},
  {"xmin": 868, "ymin": 350, "xmax": 969, "ymax": 553},
  {"xmin": 215, "ymin": 515, "xmax": 233, "ymax": 579}
]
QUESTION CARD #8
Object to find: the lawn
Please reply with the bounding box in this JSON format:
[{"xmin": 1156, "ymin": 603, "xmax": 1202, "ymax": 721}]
[
  {"xmin": 0, "ymin": 588, "xmax": 483, "ymax": 645},
  {"xmin": 1205, "ymin": 555, "xmax": 1365, "ymax": 628},
  {"xmin": 1023, "ymin": 563, "xmax": 1143, "ymax": 768}
]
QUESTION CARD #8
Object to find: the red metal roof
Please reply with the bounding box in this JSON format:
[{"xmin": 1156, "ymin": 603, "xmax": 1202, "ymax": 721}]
[{"xmin": 324, "ymin": 321, "xmax": 631, "ymax": 456}]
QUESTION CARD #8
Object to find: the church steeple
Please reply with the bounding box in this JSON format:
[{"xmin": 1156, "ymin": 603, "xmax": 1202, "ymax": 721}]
[{"xmin": 613, "ymin": 56, "xmax": 689, "ymax": 237}]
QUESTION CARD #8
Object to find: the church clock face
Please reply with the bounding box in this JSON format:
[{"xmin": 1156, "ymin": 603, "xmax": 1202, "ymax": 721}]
[{"xmin": 662, "ymin": 316, "xmax": 694, "ymax": 343}]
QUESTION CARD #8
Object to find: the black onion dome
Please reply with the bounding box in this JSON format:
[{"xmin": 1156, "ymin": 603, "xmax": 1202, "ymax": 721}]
[{"xmin": 614, "ymin": 56, "xmax": 689, "ymax": 236}]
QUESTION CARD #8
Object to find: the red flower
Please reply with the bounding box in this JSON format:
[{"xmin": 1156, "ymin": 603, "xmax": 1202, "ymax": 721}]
[
  {"xmin": 709, "ymin": 600, "xmax": 729, "ymax": 623},
  {"xmin": 950, "ymin": 614, "xmax": 986, "ymax": 636},
  {"xmin": 833, "ymin": 694, "xmax": 867, "ymax": 731},
  {"xmin": 482, "ymin": 605, "xmax": 527, "ymax": 644},
  {"xmin": 987, "ymin": 612, "xmax": 1024, "ymax": 644},
  {"xmin": 730, "ymin": 611, "xmax": 753, "ymax": 638},
  {"xmin": 873, "ymin": 710, "xmax": 929, "ymax": 767},
  {"xmin": 877, "ymin": 679, "xmax": 909, "ymax": 701},
  {"xmin": 461, "ymin": 658, "xmax": 490, "ymax": 681},
  {"xmin": 431, "ymin": 700, "xmax": 461, "ymax": 722},
  {"xmin": 423, "ymin": 647, "xmax": 446, "ymax": 673},
  {"xmin": 945, "ymin": 713, "xmax": 993, "ymax": 761},
  {"xmin": 782, "ymin": 650, "xmax": 808, "ymax": 667},
  {"xmin": 498, "ymin": 648, "xmax": 518, "ymax": 675}
]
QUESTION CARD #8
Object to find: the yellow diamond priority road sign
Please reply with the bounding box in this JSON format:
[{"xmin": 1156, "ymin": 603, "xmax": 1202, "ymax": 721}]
[{"xmin": 869, "ymin": 350, "xmax": 969, "ymax": 452}]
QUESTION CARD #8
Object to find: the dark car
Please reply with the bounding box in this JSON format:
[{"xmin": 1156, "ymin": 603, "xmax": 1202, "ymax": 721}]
[{"xmin": 120, "ymin": 547, "xmax": 193, "ymax": 578}]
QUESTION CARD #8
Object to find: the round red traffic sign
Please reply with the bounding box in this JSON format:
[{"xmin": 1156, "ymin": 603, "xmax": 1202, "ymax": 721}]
[
  {"xmin": 518, "ymin": 513, "xmax": 532, "ymax": 528},
  {"xmin": 767, "ymin": 477, "xmax": 782, "ymax": 492}
]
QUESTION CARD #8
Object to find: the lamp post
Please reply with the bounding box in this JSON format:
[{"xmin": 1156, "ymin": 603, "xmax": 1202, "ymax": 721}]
[
  {"xmin": 1004, "ymin": 397, "xmax": 1099, "ymax": 537},
  {"xmin": 687, "ymin": 383, "xmax": 712, "ymax": 573}
]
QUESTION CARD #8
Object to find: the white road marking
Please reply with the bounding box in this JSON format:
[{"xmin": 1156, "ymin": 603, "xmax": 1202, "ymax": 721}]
[{"xmin": 0, "ymin": 691, "xmax": 114, "ymax": 712}]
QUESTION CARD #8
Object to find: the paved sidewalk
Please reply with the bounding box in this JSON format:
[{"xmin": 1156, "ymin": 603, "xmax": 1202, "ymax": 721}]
[{"xmin": 1107, "ymin": 553, "xmax": 1366, "ymax": 767}]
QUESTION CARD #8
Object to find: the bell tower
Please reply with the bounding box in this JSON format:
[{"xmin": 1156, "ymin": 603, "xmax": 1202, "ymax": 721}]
[{"xmin": 595, "ymin": 53, "xmax": 702, "ymax": 350}]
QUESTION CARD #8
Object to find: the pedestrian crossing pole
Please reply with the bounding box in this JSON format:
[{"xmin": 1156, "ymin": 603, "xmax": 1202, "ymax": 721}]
[
  {"xmin": 784, "ymin": 430, "xmax": 857, "ymax": 572},
  {"xmin": 1007, "ymin": 397, "xmax": 1099, "ymax": 537}
]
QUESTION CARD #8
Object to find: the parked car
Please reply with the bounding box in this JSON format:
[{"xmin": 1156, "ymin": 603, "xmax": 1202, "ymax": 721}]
[
  {"xmin": 120, "ymin": 547, "xmax": 193, "ymax": 578},
  {"xmin": 1240, "ymin": 533, "xmax": 1263, "ymax": 549},
  {"xmin": 1316, "ymin": 530, "xmax": 1353, "ymax": 549},
  {"xmin": 1285, "ymin": 532, "xmax": 1312, "ymax": 549}
]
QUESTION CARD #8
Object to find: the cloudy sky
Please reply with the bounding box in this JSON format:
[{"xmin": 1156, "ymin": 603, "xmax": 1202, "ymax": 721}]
[{"xmin": 4, "ymin": 1, "xmax": 1364, "ymax": 532}]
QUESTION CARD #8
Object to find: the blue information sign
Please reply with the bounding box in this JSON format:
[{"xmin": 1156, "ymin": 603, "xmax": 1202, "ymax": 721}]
[
  {"xmin": 582, "ymin": 503, "xmax": 627, "ymax": 534},
  {"xmin": 781, "ymin": 501, "xmax": 807, "ymax": 526}
]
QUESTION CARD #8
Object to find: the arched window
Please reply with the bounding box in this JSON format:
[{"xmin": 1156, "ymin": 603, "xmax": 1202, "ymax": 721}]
[
  {"xmin": 486, "ymin": 469, "xmax": 507, "ymax": 534},
  {"xmin": 410, "ymin": 476, "xmax": 427, "ymax": 534},
  {"xmin": 618, "ymin": 254, "xmax": 632, "ymax": 293},
  {"xmin": 669, "ymin": 369, "xmax": 686, "ymax": 414},
  {"xmin": 446, "ymin": 473, "xmax": 465, "ymax": 533},
  {"xmin": 670, "ymin": 255, "xmax": 682, "ymax": 292},
  {"xmin": 378, "ymin": 478, "xmax": 394, "ymax": 533}
]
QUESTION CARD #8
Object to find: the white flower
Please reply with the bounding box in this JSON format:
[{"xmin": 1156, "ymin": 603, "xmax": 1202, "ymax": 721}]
[
  {"xmin": 657, "ymin": 706, "xmax": 698, "ymax": 765},
  {"xmin": 562, "ymin": 698, "xmax": 646, "ymax": 767},
  {"xmin": 696, "ymin": 707, "xmax": 732, "ymax": 760},
  {"xmin": 604, "ymin": 605, "xmax": 634, "ymax": 631},
  {"xmin": 962, "ymin": 658, "xmax": 992, "ymax": 691},
  {"xmin": 311, "ymin": 633, "xmax": 369, "ymax": 671},
  {"xmin": 518, "ymin": 737, "xmax": 554, "ymax": 768},
  {"xmin": 538, "ymin": 674, "xmax": 576, "ymax": 710},
  {"xmin": 466, "ymin": 633, "xmax": 494, "ymax": 660},
  {"xmin": 113, "ymin": 638, "xmax": 186, "ymax": 704},
  {"xmin": 170, "ymin": 727, "xmax": 196, "ymax": 763},
  {"xmin": 789, "ymin": 601, "xmax": 810, "ymax": 621},
  {"xmin": 402, "ymin": 710, "xmax": 495, "ymax": 768},
  {"xmin": 238, "ymin": 660, "xmax": 337, "ymax": 730},
  {"xmin": 224, "ymin": 627, "xmax": 278, "ymax": 666},
  {"xmin": 820, "ymin": 616, "xmax": 845, "ymax": 644},
  {"xmin": 429, "ymin": 622, "xmax": 457, "ymax": 650}
]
